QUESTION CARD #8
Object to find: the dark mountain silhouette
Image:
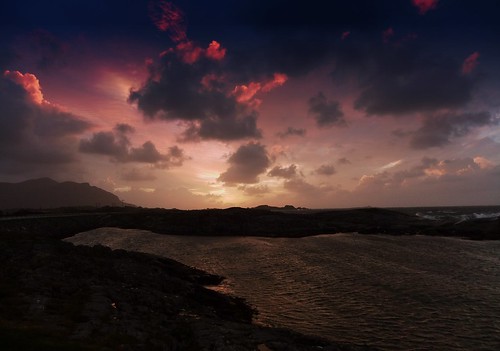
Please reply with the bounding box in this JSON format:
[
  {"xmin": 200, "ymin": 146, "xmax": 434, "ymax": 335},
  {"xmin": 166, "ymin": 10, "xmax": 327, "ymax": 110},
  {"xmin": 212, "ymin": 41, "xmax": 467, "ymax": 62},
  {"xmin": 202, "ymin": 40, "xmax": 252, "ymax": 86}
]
[{"xmin": 0, "ymin": 178, "xmax": 124, "ymax": 210}]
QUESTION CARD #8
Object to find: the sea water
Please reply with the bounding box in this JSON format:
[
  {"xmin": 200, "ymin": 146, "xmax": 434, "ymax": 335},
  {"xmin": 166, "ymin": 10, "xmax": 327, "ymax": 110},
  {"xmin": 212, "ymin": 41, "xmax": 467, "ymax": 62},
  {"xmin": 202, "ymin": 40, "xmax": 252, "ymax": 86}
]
[{"xmin": 66, "ymin": 229, "xmax": 500, "ymax": 350}]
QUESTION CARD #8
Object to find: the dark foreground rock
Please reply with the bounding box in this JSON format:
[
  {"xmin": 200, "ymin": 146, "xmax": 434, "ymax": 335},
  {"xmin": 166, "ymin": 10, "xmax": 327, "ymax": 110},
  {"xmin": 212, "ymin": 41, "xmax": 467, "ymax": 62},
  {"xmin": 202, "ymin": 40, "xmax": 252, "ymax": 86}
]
[{"xmin": 0, "ymin": 236, "xmax": 373, "ymax": 351}]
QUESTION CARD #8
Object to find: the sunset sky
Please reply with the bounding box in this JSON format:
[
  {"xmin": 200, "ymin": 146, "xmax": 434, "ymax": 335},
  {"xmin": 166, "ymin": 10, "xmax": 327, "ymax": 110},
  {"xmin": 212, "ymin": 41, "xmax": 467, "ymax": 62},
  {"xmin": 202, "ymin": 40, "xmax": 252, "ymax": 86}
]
[{"xmin": 1, "ymin": 0, "xmax": 499, "ymax": 209}]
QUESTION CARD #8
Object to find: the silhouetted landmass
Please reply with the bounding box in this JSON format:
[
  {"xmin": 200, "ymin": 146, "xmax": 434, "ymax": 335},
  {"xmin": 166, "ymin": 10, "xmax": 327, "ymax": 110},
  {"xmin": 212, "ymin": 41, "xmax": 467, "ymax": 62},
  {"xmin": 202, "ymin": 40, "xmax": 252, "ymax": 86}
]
[
  {"xmin": 0, "ymin": 178, "xmax": 124, "ymax": 210},
  {"xmin": 2, "ymin": 206, "xmax": 498, "ymax": 240}
]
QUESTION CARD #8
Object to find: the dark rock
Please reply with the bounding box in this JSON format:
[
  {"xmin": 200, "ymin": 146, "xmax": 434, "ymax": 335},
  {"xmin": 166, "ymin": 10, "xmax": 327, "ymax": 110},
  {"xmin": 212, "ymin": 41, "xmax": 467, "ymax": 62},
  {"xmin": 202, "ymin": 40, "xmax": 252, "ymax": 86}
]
[{"xmin": 0, "ymin": 236, "xmax": 372, "ymax": 350}]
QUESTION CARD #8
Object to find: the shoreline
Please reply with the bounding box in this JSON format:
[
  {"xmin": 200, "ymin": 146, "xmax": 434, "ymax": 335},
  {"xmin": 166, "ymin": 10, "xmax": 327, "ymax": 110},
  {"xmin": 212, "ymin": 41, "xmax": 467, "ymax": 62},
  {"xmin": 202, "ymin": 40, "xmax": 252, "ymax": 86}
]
[
  {"xmin": 1, "ymin": 206, "xmax": 499, "ymax": 240},
  {"xmin": 1, "ymin": 206, "xmax": 497, "ymax": 349},
  {"xmin": 0, "ymin": 234, "xmax": 373, "ymax": 350}
]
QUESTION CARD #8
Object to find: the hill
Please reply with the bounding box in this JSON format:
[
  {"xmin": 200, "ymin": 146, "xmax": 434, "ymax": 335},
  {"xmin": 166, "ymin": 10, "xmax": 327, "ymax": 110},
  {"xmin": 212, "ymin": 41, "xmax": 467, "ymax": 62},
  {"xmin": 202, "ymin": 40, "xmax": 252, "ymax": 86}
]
[{"xmin": 0, "ymin": 178, "xmax": 124, "ymax": 210}]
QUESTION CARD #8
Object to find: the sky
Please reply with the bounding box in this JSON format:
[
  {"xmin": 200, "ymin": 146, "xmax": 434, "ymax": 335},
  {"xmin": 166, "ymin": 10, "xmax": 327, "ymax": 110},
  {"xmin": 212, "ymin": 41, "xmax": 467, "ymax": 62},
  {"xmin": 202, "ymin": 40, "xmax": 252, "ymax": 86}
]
[{"xmin": 1, "ymin": 0, "xmax": 499, "ymax": 209}]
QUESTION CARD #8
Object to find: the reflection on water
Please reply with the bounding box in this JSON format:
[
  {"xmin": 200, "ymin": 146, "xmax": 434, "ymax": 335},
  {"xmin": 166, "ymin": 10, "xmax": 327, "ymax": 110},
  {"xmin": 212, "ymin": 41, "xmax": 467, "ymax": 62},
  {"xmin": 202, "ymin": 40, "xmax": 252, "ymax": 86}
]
[{"xmin": 66, "ymin": 229, "xmax": 500, "ymax": 350}]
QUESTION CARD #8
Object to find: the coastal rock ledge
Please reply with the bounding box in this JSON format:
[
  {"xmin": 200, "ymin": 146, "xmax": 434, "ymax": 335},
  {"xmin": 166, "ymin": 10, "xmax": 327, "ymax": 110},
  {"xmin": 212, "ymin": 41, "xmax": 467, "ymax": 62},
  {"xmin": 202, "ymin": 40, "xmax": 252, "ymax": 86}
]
[{"xmin": 0, "ymin": 236, "xmax": 374, "ymax": 351}]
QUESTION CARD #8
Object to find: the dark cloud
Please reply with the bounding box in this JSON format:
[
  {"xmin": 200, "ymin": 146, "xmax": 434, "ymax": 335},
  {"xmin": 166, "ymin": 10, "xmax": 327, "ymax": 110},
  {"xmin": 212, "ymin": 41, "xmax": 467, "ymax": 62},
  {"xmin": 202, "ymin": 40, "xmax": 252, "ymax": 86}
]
[
  {"xmin": 284, "ymin": 178, "xmax": 323, "ymax": 194},
  {"xmin": 79, "ymin": 131, "xmax": 129, "ymax": 159},
  {"xmin": 0, "ymin": 73, "xmax": 91, "ymax": 175},
  {"xmin": 267, "ymin": 164, "xmax": 297, "ymax": 179},
  {"xmin": 0, "ymin": 77, "xmax": 31, "ymax": 145},
  {"xmin": 308, "ymin": 92, "xmax": 346, "ymax": 128},
  {"xmin": 337, "ymin": 157, "xmax": 351, "ymax": 165},
  {"xmin": 338, "ymin": 43, "xmax": 476, "ymax": 116},
  {"xmin": 33, "ymin": 107, "xmax": 90, "ymax": 137},
  {"xmin": 120, "ymin": 168, "xmax": 157, "ymax": 182},
  {"xmin": 238, "ymin": 184, "xmax": 270, "ymax": 196},
  {"xmin": 128, "ymin": 47, "xmax": 262, "ymax": 141},
  {"xmin": 180, "ymin": 113, "xmax": 262, "ymax": 142},
  {"xmin": 277, "ymin": 127, "xmax": 306, "ymax": 138},
  {"xmin": 314, "ymin": 164, "xmax": 336, "ymax": 176},
  {"xmin": 79, "ymin": 125, "xmax": 188, "ymax": 168},
  {"xmin": 409, "ymin": 111, "xmax": 497, "ymax": 149},
  {"xmin": 218, "ymin": 142, "xmax": 270, "ymax": 185},
  {"xmin": 114, "ymin": 123, "xmax": 135, "ymax": 134}
]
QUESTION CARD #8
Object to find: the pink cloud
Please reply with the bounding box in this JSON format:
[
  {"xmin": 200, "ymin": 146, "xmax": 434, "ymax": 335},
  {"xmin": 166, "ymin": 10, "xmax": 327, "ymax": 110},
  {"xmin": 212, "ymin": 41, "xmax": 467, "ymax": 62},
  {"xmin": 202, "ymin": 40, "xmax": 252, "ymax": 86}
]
[
  {"xmin": 161, "ymin": 40, "xmax": 227, "ymax": 65},
  {"xmin": 462, "ymin": 52, "xmax": 480, "ymax": 75},
  {"xmin": 150, "ymin": 0, "xmax": 187, "ymax": 42},
  {"xmin": 262, "ymin": 73, "xmax": 288, "ymax": 92},
  {"xmin": 412, "ymin": 0, "xmax": 438, "ymax": 15},
  {"xmin": 205, "ymin": 40, "xmax": 226, "ymax": 61},
  {"xmin": 382, "ymin": 27, "xmax": 395, "ymax": 43},
  {"xmin": 175, "ymin": 41, "xmax": 204, "ymax": 64},
  {"xmin": 4, "ymin": 70, "xmax": 44, "ymax": 104},
  {"xmin": 232, "ymin": 73, "xmax": 288, "ymax": 103},
  {"xmin": 341, "ymin": 31, "xmax": 351, "ymax": 41},
  {"xmin": 233, "ymin": 82, "xmax": 262, "ymax": 103}
]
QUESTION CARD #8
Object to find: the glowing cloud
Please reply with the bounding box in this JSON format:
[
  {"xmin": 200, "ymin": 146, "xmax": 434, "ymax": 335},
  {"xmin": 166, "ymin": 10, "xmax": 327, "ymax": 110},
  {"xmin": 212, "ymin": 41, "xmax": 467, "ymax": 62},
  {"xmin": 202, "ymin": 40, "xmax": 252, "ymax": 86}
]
[
  {"xmin": 232, "ymin": 73, "xmax": 288, "ymax": 104},
  {"xmin": 233, "ymin": 82, "xmax": 262, "ymax": 103},
  {"xmin": 4, "ymin": 70, "xmax": 44, "ymax": 104},
  {"xmin": 262, "ymin": 73, "xmax": 288, "ymax": 92},
  {"xmin": 150, "ymin": 0, "xmax": 187, "ymax": 42},
  {"xmin": 205, "ymin": 40, "xmax": 226, "ymax": 61},
  {"xmin": 175, "ymin": 41, "xmax": 204, "ymax": 64},
  {"xmin": 462, "ymin": 52, "xmax": 480, "ymax": 75},
  {"xmin": 412, "ymin": 0, "xmax": 438, "ymax": 15}
]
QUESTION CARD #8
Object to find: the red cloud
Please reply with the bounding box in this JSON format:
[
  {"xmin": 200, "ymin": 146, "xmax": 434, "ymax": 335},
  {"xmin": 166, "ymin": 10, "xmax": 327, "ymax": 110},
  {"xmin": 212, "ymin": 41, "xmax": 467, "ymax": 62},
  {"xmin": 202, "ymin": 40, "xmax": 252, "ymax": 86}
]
[
  {"xmin": 205, "ymin": 41, "xmax": 226, "ymax": 61},
  {"xmin": 232, "ymin": 73, "xmax": 288, "ymax": 103},
  {"xmin": 4, "ymin": 70, "xmax": 44, "ymax": 104},
  {"xmin": 262, "ymin": 73, "xmax": 288, "ymax": 92},
  {"xmin": 151, "ymin": 3, "xmax": 226, "ymax": 65},
  {"xmin": 462, "ymin": 52, "xmax": 480, "ymax": 75},
  {"xmin": 150, "ymin": 1, "xmax": 187, "ymax": 42},
  {"xmin": 412, "ymin": 0, "xmax": 438, "ymax": 15},
  {"xmin": 176, "ymin": 41, "xmax": 203, "ymax": 64},
  {"xmin": 233, "ymin": 82, "xmax": 262, "ymax": 103}
]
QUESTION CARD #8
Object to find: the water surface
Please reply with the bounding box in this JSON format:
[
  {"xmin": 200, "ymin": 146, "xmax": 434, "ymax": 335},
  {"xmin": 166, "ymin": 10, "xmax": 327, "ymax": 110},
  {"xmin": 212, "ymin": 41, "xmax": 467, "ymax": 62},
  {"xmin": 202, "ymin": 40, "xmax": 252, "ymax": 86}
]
[{"xmin": 66, "ymin": 229, "xmax": 500, "ymax": 350}]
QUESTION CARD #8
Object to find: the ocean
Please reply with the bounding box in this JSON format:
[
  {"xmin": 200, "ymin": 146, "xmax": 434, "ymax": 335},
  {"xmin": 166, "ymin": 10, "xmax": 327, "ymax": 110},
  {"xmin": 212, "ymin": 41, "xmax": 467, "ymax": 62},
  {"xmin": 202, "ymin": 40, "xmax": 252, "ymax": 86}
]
[{"xmin": 66, "ymin": 212, "xmax": 500, "ymax": 350}]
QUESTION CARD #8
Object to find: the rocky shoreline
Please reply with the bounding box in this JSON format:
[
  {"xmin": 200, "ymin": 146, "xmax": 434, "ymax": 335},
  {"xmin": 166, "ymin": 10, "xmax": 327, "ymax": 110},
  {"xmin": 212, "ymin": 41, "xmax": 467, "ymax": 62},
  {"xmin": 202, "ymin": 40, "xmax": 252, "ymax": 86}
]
[
  {"xmin": 1, "ymin": 206, "xmax": 498, "ymax": 350},
  {"xmin": 0, "ymin": 211, "xmax": 379, "ymax": 350}
]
